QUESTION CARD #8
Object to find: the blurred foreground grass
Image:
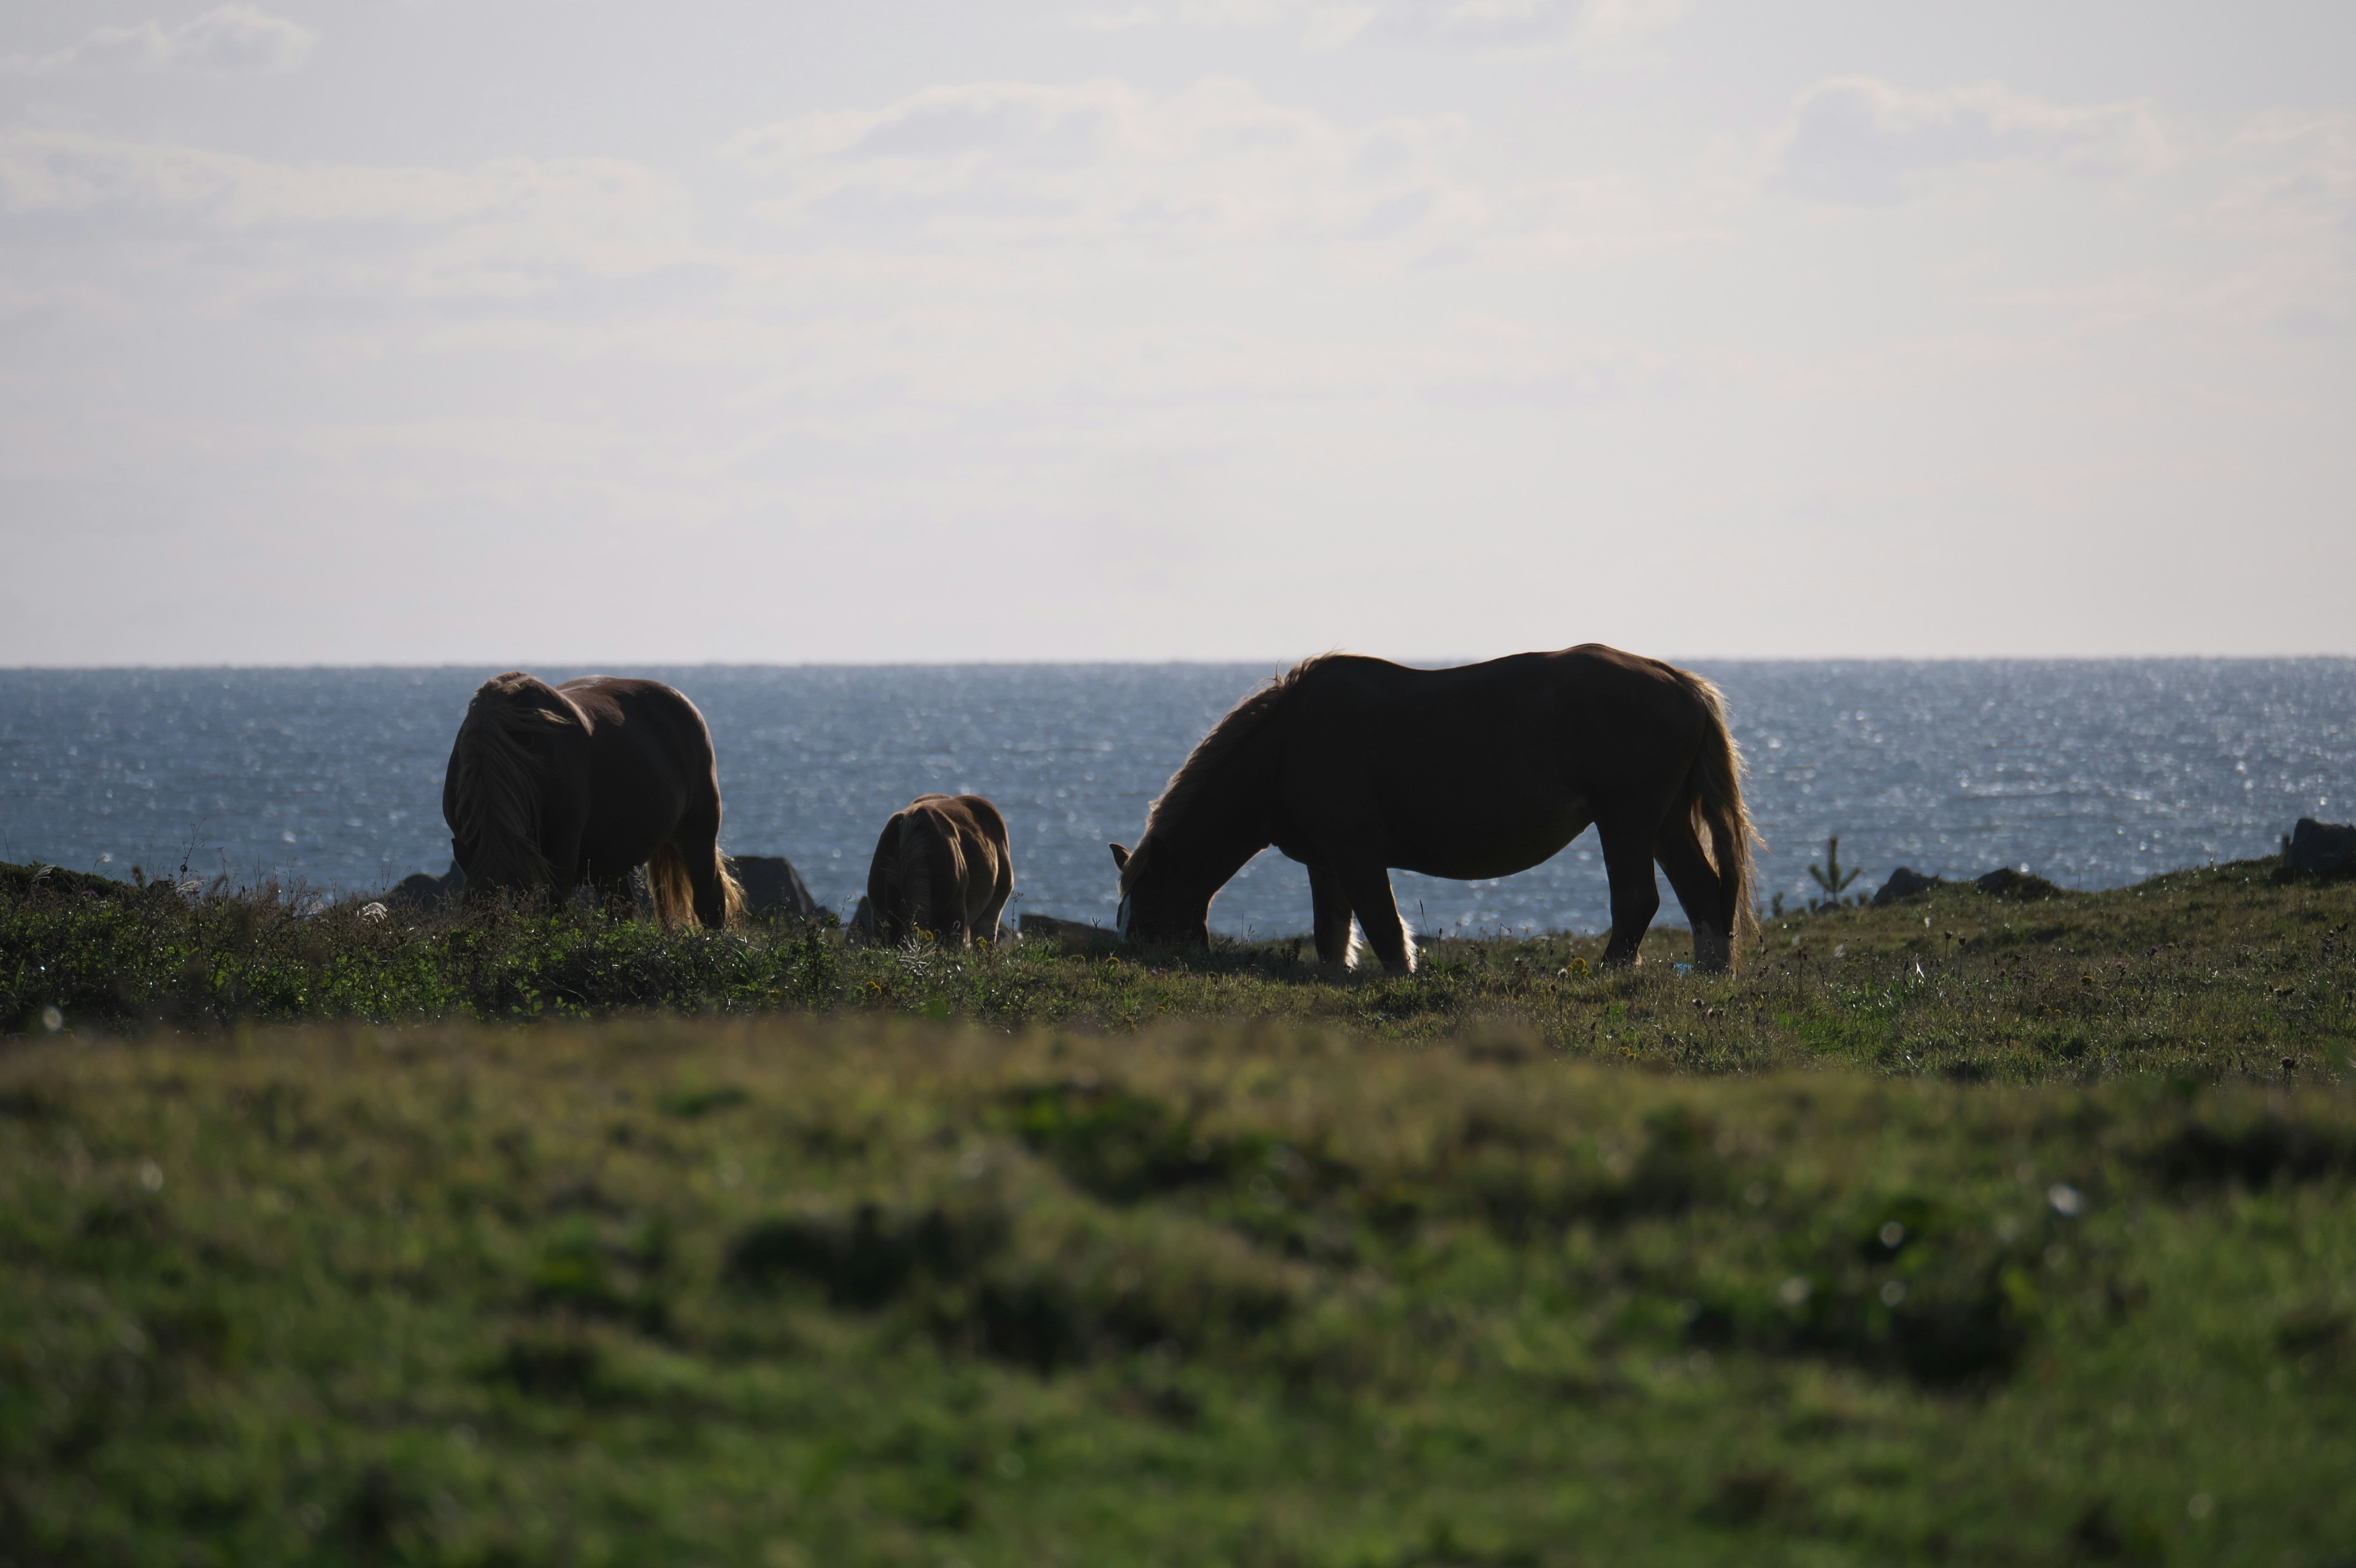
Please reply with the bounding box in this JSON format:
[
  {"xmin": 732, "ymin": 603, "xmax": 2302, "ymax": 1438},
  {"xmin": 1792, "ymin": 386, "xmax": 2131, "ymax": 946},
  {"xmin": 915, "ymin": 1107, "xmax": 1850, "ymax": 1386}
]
[
  {"xmin": 9, "ymin": 856, "xmax": 2354, "ymax": 1082},
  {"xmin": 5, "ymin": 1013, "xmax": 2356, "ymax": 1566},
  {"xmin": 6, "ymin": 857, "xmax": 2354, "ymax": 1563}
]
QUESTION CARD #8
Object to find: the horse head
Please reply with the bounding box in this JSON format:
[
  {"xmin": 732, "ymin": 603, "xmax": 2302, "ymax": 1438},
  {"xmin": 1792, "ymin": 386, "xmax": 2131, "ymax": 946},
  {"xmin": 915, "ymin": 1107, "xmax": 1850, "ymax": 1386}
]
[{"xmin": 1109, "ymin": 841, "xmax": 1210, "ymax": 949}]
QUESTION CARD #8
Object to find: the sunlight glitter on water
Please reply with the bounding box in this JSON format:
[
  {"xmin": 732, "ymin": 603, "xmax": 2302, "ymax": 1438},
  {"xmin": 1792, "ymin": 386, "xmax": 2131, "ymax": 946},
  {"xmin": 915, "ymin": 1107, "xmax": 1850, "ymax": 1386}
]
[{"xmin": 1, "ymin": 659, "xmax": 2349, "ymax": 937}]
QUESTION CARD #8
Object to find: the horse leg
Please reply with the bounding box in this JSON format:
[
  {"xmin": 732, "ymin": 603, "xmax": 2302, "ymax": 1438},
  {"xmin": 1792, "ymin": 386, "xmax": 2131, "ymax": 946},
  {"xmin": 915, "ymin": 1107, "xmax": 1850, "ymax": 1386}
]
[
  {"xmin": 1655, "ymin": 815, "xmax": 1732, "ymax": 973},
  {"xmin": 542, "ymin": 806, "xmax": 588, "ymax": 916},
  {"xmin": 1598, "ymin": 819, "xmax": 1663, "ymax": 968},
  {"xmin": 974, "ymin": 850, "xmax": 1013, "ymax": 945},
  {"xmin": 1336, "ymin": 863, "xmax": 1415, "ymax": 975},
  {"xmin": 1307, "ymin": 864, "xmax": 1359, "ymax": 968}
]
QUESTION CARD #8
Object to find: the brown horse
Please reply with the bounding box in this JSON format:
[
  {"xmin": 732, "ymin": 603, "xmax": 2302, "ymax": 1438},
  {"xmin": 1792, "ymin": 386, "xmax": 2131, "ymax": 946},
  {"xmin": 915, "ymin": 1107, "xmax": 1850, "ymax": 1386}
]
[
  {"xmin": 442, "ymin": 672, "xmax": 744, "ymax": 929},
  {"xmin": 1110, "ymin": 646, "xmax": 1758, "ymax": 974},
  {"xmin": 857, "ymin": 794, "xmax": 1014, "ymax": 947}
]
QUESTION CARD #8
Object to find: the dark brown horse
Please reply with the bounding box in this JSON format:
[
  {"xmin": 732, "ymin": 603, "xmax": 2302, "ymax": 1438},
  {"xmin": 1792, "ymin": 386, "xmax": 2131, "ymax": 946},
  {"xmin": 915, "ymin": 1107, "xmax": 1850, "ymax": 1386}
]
[
  {"xmin": 442, "ymin": 672, "xmax": 744, "ymax": 929},
  {"xmin": 1110, "ymin": 646, "xmax": 1758, "ymax": 974},
  {"xmin": 857, "ymin": 794, "xmax": 1014, "ymax": 947}
]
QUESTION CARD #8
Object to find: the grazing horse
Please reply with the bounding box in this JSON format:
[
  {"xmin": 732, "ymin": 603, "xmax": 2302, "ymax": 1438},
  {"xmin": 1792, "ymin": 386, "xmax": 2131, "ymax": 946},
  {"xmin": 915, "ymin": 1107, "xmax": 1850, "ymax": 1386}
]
[
  {"xmin": 857, "ymin": 794, "xmax": 1015, "ymax": 947},
  {"xmin": 1110, "ymin": 646, "xmax": 1758, "ymax": 975},
  {"xmin": 442, "ymin": 672, "xmax": 744, "ymax": 929}
]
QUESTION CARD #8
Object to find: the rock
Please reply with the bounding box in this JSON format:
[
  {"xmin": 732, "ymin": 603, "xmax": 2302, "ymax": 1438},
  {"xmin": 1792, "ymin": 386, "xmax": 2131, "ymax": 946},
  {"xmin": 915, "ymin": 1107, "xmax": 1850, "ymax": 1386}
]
[
  {"xmin": 1974, "ymin": 867, "xmax": 2063, "ymax": 902},
  {"xmin": 2286, "ymin": 818, "xmax": 2356, "ymax": 877},
  {"xmin": 0, "ymin": 860, "xmax": 134, "ymax": 902},
  {"xmin": 1018, "ymin": 912, "xmax": 1120, "ymax": 953},
  {"xmin": 387, "ymin": 863, "xmax": 467, "ymax": 913},
  {"xmin": 1872, "ymin": 867, "xmax": 1946, "ymax": 906},
  {"xmin": 726, "ymin": 855, "xmax": 821, "ymax": 919}
]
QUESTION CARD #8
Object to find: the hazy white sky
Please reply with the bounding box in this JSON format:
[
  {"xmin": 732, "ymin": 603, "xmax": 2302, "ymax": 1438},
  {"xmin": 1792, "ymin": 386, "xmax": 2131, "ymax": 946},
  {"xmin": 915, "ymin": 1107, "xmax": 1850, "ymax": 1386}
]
[{"xmin": 2, "ymin": 0, "xmax": 2349, "ymax": 664}]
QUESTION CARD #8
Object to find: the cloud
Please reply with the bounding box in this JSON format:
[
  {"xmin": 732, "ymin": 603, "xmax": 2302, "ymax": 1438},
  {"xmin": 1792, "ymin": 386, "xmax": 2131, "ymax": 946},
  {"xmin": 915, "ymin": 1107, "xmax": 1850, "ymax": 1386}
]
[
  {"xmin": 1771, "ymin": 77, "xmax": 2165, "ymax": 205},
  {"xmin": 1358, "ymin": 0, "xmax": 1687, "ymax": 52},
  {"xmin": 2209, "ymin": 112, "xmax": 2356, "ymax": 240},
  {"xmin": 1, "ymin": 6, "xmax": 318, "ymax": 75},
  {"xmin": 1069, "ymin": 0, "xmax": 1685, "ymax": 54},
  {"xmin": 724, "ymin": 78, "xmax": 1478, "ymax": 250},
  {"xmin": 0, "ymin": 128, "xmax": 700, "ymax": 299}
]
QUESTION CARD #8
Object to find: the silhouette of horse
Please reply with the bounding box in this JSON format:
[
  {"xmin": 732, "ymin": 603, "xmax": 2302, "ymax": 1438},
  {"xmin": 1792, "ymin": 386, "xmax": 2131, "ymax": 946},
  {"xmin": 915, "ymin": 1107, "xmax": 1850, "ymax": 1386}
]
[
  {"xmin": 442, "ymin": 672, "xmax": 744, "ymax": 929},
  {"xmin": 856, "ymin": 794, "xmax": 1014, "ymax": 947},
  {"xmin": 1109, "ymin": 647, "xmax": 1758, "ymax": 974}
]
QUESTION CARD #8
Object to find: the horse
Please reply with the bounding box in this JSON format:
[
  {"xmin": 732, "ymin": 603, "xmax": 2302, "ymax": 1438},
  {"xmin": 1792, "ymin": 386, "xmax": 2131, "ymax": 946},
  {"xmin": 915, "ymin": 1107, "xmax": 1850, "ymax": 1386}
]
[
  {"xmin": 1109, "ymin": 646, "xmax": 1758, "ymax": 975},
  {"xmin": 855, "ymin": 794, "xmax": 1014, "ymax": 947},
  {"xmin": 442, "ymin": 672, "xmax": 744, "ymax": 929}
]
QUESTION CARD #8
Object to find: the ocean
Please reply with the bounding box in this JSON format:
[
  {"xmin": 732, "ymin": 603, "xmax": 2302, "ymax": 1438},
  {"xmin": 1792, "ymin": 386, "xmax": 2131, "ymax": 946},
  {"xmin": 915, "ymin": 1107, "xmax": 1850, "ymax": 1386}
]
[{"xmin": 2, "ymin": 661, "xmax": 2349, "ymax": 937}]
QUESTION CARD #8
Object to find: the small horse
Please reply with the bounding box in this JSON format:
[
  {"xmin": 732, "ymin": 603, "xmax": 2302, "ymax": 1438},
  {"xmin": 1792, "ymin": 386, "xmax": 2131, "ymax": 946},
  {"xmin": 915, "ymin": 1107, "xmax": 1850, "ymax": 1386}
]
[
  {"xmin": 857, "ymin": 794, "xmax": 1014, "ymax": 947},
  {"xmin": 442, "ymin": 672, "xmax": 744, "ymax": 929},
  {"xmin": 1110, "ymin": 646, "xmax": 1758, "ymax": 974}
]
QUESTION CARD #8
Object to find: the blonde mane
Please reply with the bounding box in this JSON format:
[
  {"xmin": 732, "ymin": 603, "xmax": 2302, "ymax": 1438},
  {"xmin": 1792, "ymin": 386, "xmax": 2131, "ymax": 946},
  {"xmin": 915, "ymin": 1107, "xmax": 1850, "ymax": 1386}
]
[
  {"xmin": 1125, "ymin": 654, "xmax": 1339, "ymax": 888},
  {"xmin": 450, "ymin": 672, "xmax": 581, "ymax": 888}
]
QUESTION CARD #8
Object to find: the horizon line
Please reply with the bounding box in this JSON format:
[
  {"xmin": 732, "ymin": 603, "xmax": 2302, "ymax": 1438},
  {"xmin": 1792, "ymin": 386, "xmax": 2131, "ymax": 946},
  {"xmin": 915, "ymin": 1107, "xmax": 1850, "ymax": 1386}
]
[{"xmin": 7, "ymin": 651, "xmax": 2356, "ymax": 674}]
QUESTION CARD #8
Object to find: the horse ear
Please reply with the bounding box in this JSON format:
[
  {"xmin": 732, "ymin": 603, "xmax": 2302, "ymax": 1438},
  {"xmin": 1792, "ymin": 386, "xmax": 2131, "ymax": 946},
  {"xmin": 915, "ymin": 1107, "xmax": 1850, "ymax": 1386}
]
[{"xmin": 1109, "ymin": 844, "xmax": 1130, "ymax": 871}]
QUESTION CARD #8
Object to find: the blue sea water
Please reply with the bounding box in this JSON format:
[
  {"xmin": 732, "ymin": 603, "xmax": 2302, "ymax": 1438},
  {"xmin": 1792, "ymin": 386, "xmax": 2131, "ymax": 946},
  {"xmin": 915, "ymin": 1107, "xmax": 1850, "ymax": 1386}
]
[{"xmin": 1, "ymin": 661, "xmax": 2349, "ymax": 938}]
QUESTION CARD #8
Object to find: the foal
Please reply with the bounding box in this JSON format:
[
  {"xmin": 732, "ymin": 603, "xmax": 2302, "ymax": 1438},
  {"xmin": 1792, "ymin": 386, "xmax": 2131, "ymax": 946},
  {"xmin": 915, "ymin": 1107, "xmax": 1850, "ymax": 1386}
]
[{"xmin": 858, "ymin": 794, "xmax": 1015, "ymax": 947}]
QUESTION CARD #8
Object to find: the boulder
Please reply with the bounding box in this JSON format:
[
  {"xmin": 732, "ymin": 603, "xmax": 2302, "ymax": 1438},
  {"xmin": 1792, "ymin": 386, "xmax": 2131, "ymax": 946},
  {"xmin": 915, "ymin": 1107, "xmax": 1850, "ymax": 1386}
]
[
  {"xmin": 1, "ymin": 860, "xmax": 136, "ymax": 903},
  {"xmin": 387, "ymin": 863, "xmax": 467, "ymax": 914},
  {"xmin": 1018, "ymin": 912, "xmax": 1121, "ymax": 953},
  {"xmin": 1974, "ymin": 867, "xmax": 2063, "ymax": 902},
  {"xmin": 1871, "ymin": 867, "xmax": 1946, "ymax": 906},
  {"xmin": 2286, "ymin": 818, "xmax": 2356, "ymax": 877},
  {"xmin": 726, "ymin": 855, "xmax": 821, "ymax": 919}
]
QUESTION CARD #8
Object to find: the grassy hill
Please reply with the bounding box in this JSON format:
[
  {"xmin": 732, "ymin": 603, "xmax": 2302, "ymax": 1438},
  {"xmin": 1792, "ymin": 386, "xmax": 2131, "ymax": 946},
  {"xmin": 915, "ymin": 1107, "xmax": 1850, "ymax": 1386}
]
[{"xmin": 2, "ymin": 859, "xmax": 2353, "ymax": 1564}]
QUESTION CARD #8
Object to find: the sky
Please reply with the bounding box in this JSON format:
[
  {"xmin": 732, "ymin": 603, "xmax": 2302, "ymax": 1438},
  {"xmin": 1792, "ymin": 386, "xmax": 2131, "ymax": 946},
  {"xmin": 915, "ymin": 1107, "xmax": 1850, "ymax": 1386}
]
[{"xmin": 1, "ymin": 0, "xmax": 2350, "ymax": 666}]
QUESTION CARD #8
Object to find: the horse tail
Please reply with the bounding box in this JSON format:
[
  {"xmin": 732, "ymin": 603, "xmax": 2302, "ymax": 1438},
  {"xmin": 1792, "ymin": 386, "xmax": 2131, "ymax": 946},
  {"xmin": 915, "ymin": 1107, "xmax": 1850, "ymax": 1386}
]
[
  {"xmin": 897, "ymin": 803, "xmax": 977, "ymax": 943},
  {"xmin": 448, "ymin": 672, "xmax": 576, "ymax": 891},
  {"xmin": 1675, "ymin": 669, "xmax": 1762, "ymax": 966},
  {"xmin": 864, "ymin": 813, "xmax": 909, "ymax": 942},
  {"xmin": 718, "ymin": 855, "xmax": 745, "ymax": 928},
  {"xmin": 645, "ymin": 844, "xmax": 694, "ymax": 928},
  {"xmin": 909, "ymin": 808, "xmax": 967, "ymax": 941},
  {"xmin": 888, "ymin": 815, "xmax": 925, "ymax": 939},
  {"xmin": 642, "ymin": 843, "xmax": 742, "ymax": 931}
]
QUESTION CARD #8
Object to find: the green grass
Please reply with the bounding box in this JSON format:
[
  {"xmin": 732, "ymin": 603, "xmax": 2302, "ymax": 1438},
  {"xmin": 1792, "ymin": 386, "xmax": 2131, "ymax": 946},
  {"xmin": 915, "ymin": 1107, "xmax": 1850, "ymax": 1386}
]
[
  {"xmin": 7, "ymin": 856, "xmax": 2352, "ymax": 1083},
  {"xmin": 4, "ymin": 858, "xmax": 2354, "ymax": 1564},
  {"xmin": 4, "ymin": 1017, "xmax": 2355, "ymax": 1566}
]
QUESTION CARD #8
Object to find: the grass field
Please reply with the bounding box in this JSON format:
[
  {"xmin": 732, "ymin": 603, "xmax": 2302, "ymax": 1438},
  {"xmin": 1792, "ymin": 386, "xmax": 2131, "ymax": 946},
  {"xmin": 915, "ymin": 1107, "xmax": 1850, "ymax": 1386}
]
[
  {"xmin": 3, "ymin": 859, "xmax": 2354, "ymax": 1564},
  {"xmin": 7, "ymin": 856, "xmax": 2354, "ymax": 1083}
]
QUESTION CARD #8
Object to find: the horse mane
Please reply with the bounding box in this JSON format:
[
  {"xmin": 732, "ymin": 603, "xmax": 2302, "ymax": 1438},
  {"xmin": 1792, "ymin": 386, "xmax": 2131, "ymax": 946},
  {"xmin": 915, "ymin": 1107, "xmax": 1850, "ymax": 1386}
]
[
  {"xmin": 1126, "ymin": 653, "xmax": 1340, "ymax": 886},
  {"xmin": 450, "ymin": 672, "xmax": 580, "ymax": 888}
]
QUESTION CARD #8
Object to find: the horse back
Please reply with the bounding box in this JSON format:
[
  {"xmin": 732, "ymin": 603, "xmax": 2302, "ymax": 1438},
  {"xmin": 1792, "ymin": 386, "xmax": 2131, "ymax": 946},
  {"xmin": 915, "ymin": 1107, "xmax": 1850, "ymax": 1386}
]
[
  {"xmin": 1260, "ymin": 647, "xmax": 1718, "ymax": 878},
  {"xmin": 1284, "ymin": 647, "xmax": 1707, "ymax": 775},
  {"xmin": 555, "ymin": 677, "xmax": 723, "ymax": 812},
  {"xmin": 945, "ymin": 794, "xmax": 1009, "ymax": 861}
]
